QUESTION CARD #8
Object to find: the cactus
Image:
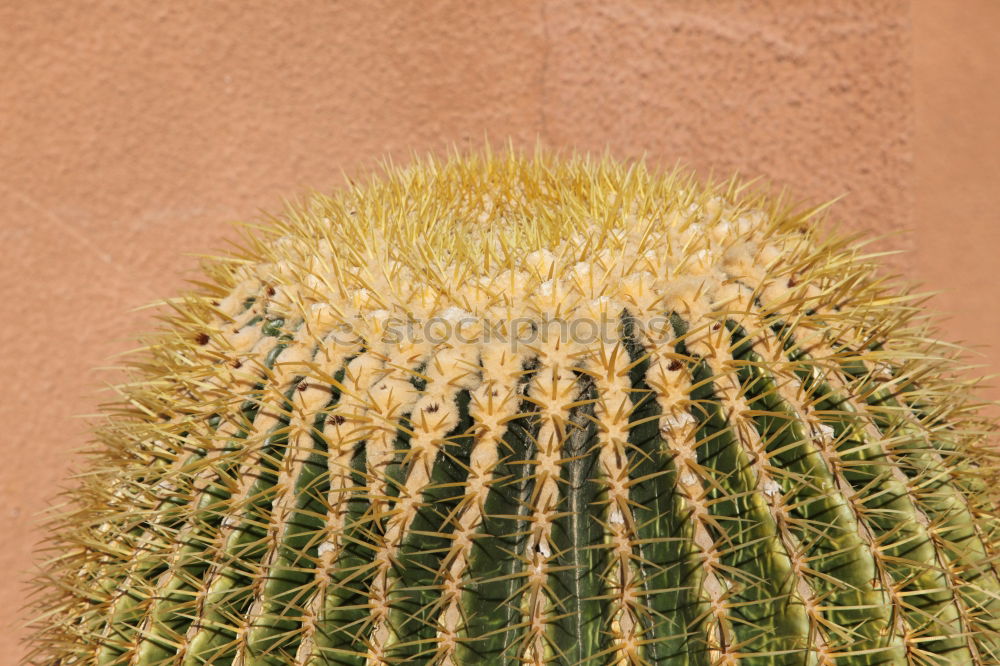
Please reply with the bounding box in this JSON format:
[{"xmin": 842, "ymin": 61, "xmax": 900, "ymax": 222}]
[{"xmin": 27, "ymin": 147, "xmax": 1000, "ymax": 665}]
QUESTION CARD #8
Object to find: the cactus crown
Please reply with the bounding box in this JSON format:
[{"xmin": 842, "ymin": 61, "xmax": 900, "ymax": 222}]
[{"xmin": 29, "ymin": 147, "xmax": 1000, "ymax": 665}]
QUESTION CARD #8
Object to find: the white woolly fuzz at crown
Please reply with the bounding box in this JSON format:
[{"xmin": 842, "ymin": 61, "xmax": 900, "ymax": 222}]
[{"xmin": 219, "ymin": 179, "xmax": 785, "ymax": 358}]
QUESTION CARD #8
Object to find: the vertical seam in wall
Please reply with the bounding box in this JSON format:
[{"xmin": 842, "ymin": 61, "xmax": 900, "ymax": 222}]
[
  {"xmin": 537, "ymin": 0, "xmax": 550, "ymax": 143},
  {"xmin": 904, "ymin": 0, "xmax": 917, "ymax": 260}
]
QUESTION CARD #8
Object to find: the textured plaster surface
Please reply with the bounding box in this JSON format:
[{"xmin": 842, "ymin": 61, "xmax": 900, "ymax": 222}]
[
  {"xmin": 913, "ymin": 1, "xmax": 1000, "ymax": 391},
  {"xmin": 0, "ymin": 0, "xmax": 995, "ymax": 659}
]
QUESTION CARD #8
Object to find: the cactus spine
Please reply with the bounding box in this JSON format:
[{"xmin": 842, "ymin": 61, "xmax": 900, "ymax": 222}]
[{"xmin": 28, "ymin": 148, "xmax": 1000, "ymax": 665}]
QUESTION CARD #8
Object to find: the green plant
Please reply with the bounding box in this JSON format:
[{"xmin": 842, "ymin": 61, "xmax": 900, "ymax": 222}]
[{"xmin": 28, "ymin": 147, "xmax": 1000, "ymax": 665}]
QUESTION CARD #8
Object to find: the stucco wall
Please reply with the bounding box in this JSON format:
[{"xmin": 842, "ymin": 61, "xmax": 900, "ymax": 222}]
[{"xmin": 1, "ymin": 1, "xmax": 997, "ymax": 658}]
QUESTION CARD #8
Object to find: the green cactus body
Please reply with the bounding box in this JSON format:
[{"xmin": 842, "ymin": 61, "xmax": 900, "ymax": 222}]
[{"xmin": 28, "ymin": 149, "xmax": 1000, "ymax": 665}]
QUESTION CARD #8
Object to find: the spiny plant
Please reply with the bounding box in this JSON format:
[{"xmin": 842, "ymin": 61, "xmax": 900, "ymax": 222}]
[{"xmin": 27, "ymin": 146, "xmax": 1000, "ymax": 665}]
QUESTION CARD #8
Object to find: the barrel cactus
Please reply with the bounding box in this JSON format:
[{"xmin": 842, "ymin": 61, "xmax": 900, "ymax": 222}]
[{"xmin": 28, "ymin": 148, "xmax": 1000, "ymax": 665}]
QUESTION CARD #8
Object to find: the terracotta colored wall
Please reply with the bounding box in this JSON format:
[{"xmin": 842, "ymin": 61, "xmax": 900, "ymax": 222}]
[
  {"xmin": 913, "ymin": 1, "xmax": 1000, "ymax": 391},
  {"xmin": 1, "ymin": 1, "xmax": 996, "ymax": 659}
]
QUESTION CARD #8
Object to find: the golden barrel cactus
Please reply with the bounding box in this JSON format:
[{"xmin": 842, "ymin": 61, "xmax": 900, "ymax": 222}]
[{"xmin": 28, "ymin": 148, "xmax": 1000, "ymax": 665}]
